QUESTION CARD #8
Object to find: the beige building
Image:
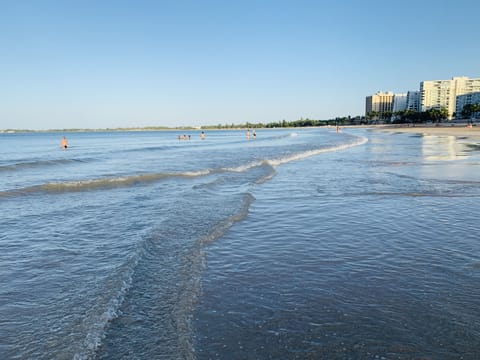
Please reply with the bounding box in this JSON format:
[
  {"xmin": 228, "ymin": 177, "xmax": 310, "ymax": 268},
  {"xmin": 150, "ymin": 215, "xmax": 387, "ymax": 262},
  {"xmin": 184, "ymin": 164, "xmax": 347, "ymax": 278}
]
[
  {"xmin": 420, "ymin": 76, "xmax": 480, "ymax": 119},
  {"xmin": 365, "ymin": 92, "xmax": 395, "ymax": 118}
]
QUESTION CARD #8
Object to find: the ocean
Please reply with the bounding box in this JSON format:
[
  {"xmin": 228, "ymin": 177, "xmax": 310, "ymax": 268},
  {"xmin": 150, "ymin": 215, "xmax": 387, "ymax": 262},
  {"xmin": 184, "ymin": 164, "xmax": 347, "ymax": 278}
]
[{"xmin": 1, "ymin": 128, "xmax": 480, "ymax": 359}]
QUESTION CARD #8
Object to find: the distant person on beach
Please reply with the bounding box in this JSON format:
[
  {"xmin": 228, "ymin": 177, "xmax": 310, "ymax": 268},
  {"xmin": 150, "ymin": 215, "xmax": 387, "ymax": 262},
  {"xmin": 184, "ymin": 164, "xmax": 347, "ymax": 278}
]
[{"xmin": 61, "ymin": 136, "xmax": 68, "ymax": 149}]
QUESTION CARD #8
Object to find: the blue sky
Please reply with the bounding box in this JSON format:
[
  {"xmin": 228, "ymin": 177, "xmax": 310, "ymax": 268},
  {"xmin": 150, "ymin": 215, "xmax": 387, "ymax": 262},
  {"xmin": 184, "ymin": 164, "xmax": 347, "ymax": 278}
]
[{"xmin": 1, "ymin": 0, "xmax": 479, "ymax": 129}]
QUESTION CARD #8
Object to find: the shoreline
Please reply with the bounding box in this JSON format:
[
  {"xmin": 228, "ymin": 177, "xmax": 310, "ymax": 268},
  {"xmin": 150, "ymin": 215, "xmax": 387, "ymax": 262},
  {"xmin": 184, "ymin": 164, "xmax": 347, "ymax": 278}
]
[
  {"xmin": 375, "ymin": 124, "xmax": 480, "ymax": 139},
  {"xmin": 3, "ymin": 124, "xmax": 480, "ymax": 139}
]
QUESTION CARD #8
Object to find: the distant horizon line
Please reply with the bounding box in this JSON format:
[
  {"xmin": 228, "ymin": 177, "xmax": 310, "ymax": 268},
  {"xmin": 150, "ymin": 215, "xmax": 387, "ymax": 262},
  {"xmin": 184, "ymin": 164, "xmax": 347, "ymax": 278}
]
[{"xmin": 0, "ymin": 126, "xmax": 197, "ymax": 133}]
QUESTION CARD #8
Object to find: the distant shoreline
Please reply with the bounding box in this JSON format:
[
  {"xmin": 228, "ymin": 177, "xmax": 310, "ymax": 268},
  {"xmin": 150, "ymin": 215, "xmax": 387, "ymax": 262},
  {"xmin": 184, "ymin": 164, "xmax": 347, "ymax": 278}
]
[
  {"xmin": 0, "ymin": 125, "xmax": 337, "ymax": 133},
  {"xmin": 0, "ymin": 127, "xmax": 180, "ymax": 133},
  {"xmin": 3, "ymin": 124, "xmax": 480, "ymax": 139}
]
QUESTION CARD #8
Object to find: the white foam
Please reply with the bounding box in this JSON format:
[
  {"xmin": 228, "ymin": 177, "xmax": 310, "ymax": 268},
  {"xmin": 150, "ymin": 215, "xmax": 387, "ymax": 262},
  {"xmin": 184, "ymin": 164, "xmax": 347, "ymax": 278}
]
[
  {"xmin": 221, "ymin": 160, "xmax": 265, "ymax": 173},
  {"xmin": 268, "ymin": 136, "xmax": 368, "ymax": 167}
]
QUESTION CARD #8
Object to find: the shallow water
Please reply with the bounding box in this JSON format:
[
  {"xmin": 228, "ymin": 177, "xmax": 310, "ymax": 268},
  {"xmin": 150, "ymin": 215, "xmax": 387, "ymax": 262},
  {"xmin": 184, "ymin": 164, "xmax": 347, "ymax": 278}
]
[
  {"xmin": 194, "ymin": 129, "xmax": 480, "ymax": 359},
  {"xmin": 1, "ymin": 128, "xmax": 480, "ymax": 359}
]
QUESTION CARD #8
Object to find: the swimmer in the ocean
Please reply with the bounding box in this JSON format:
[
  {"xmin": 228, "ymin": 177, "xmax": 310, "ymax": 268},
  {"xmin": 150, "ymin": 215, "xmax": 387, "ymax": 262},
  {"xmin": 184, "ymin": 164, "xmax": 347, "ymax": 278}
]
[{"xmin": 61, "ymin": 136, "xmax": 69, "ymax": 149}]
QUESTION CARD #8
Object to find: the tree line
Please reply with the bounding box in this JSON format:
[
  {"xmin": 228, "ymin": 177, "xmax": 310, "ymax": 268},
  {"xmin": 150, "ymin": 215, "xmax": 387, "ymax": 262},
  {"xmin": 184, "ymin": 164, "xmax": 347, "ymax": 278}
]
[
  {"xmin": 206, "ymin": 116, "xmax": 362, "ymax": 129},
  {"xmin": 461, "ymin": 103, "xmax": 480, "ymax": 120},
  {"xmin": 366, "ymin": 108, "xmax": 449, "ymax": 124}
]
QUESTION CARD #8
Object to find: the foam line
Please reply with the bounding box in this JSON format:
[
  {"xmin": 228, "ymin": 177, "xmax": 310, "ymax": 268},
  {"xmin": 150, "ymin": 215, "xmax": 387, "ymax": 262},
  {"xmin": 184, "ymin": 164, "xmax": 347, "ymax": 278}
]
[{"xmin": 267, "ymin": 136, "xmax": 368, "ymax": 167}]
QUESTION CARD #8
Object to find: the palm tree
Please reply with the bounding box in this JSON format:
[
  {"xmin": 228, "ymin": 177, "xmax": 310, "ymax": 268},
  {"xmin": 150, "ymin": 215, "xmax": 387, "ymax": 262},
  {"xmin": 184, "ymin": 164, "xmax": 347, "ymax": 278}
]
[
  {"xmin": 366, "ymin": 111, "xmax": 379, "ymax": 123},
  {"xmin": 426, "ymin": 107, "xmax": 447, "ymax": 123},
  {"xmin": 472, "ymin": 103, "xmax": 480, "ymax": 120},
  {"xmin": 461, "ymin": 103, "xmax": 480, "ymax": 123}
]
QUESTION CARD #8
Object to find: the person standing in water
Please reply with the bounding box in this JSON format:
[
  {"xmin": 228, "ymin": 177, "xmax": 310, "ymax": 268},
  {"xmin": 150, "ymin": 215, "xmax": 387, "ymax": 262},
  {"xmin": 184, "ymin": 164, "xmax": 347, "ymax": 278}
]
[{"xmin": 61, "ymin": 136, "xmax": 69, "ymax": 149}]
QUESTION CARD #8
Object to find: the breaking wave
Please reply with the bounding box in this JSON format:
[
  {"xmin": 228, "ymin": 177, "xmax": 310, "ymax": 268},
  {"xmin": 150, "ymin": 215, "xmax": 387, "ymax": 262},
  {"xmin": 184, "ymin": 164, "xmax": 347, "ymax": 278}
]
[
  {"xmin": 0, "ymin": 170, "xmax": 212, "ymax": 197},
  {"xmin": 1, "ymin": 135, "xmax": 368, "ymax": 198}
]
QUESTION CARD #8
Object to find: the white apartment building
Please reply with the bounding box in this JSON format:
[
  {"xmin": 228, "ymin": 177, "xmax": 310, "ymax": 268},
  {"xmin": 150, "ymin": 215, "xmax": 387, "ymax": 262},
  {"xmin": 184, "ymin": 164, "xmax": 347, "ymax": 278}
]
[
  {"xmin": 456, "ymin": 91, "xmax": 480, "ymax": 117},
  {"xmin": 365, "ymin": 92, "xmax": 394, "ymax": 118},
  {"xmin": 420, "ymin": 76, "xmax": 480, "ymax": 119}
]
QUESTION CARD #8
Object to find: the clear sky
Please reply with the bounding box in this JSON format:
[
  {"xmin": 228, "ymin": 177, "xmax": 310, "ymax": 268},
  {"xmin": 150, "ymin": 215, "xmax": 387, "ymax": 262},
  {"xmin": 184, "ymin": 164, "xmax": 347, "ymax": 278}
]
[{"xmin": 1, "ymin": 0, "xmax": 479, "ymax": 130}]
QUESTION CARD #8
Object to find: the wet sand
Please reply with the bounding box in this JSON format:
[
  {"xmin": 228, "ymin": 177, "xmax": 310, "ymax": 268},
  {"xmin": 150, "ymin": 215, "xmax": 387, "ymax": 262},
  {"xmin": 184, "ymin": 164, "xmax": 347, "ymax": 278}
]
[{"xmin": 376, "ymin": 124, "xmax": 480, "ymax": 139}]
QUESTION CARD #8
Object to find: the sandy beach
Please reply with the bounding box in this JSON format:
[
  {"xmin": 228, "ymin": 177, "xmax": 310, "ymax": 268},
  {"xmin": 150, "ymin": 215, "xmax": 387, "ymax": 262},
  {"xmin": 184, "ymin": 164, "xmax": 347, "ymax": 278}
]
[{"xmin": 376, "ymin": 124, "xmax": 480, "ymax": 139}]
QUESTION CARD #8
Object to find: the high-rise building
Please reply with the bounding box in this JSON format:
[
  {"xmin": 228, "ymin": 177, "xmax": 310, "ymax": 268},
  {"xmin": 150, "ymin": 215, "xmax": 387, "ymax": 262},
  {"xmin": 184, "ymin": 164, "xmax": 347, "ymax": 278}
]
[
  {"xmin": 365, "ymin": 92, "xmax": 395, "ymax": 118},
  {"xmin": 392, "ymin": 93, "xmax": 408, "ymax": 113},
  {"xmin": 456, "ymin": 92, "xmax": 480, "ymax": 118},
  {"xmin": 420, "ymin": 76, "xmax": 480, "ymax": 119},
  {"xmin": 406, "ymin": 91, "xmax": 420, "ymax": 112}
]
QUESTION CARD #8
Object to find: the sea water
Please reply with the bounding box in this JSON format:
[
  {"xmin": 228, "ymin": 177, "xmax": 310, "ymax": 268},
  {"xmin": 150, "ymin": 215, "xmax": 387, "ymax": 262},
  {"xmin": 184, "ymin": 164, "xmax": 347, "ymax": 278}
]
[{"xmin": 1, "ymin": 128, "xmax": 480, "ymax": 359}]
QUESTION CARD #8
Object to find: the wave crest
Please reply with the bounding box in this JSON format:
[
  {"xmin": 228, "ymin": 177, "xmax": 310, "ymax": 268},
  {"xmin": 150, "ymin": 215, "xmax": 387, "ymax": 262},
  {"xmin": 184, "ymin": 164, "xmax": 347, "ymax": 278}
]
[
  {"xmin": 0, "ymin": 170, "xmax": 211, "ymax": 197},
  {"xmin": 268, "ymin": 136, "xmax": 368, "ymax": 166}
]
